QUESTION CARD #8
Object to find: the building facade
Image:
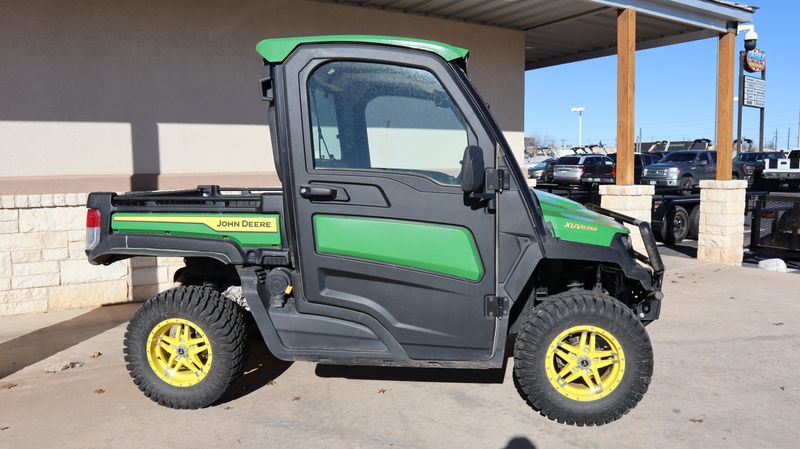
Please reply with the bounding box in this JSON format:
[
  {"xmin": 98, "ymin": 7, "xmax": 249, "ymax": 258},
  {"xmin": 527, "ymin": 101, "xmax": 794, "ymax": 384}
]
[{"xmin": 0, "ymin": 0, "xmax": 525, "ymax": 315}]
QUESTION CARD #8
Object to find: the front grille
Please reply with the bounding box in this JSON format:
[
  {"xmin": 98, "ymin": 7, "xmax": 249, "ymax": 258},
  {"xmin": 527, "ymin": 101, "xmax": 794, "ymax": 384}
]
[{"xmin": 647, "ymin": 169, "xmax": 668, "ymax": 177}]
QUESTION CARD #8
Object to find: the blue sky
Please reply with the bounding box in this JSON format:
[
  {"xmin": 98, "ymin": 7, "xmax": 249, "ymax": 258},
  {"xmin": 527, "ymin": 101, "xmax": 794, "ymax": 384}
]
[{"xmin": 523, "ymin": 1, "xmax": 799, "ymax": 149}]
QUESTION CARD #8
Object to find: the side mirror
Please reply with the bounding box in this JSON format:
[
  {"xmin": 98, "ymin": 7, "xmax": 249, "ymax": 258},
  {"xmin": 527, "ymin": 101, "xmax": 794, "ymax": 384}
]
[
  {"xmin": 459, "ymin": 145, "xmax": 485, "ymax": 193},
  {"xmin": 698, "ymin": 159, "xmax": 709, "ymax": 166}
]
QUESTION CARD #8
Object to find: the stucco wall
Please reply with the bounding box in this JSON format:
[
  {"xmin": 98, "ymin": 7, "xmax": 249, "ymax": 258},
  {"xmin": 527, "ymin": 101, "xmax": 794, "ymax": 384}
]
[{"xmin": 0, "ymin": 0, "xmax": 525, "ymax": 194}]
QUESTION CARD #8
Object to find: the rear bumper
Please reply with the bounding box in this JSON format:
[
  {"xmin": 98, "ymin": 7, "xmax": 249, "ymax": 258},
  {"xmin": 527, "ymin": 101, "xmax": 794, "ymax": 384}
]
[
  {"xmin": 581, "ymin": 176, "xmax": 615, "ymax": 184},
  {"xmin": 553, "ymin": 175, "xmax": 582, "ymax": 184}
]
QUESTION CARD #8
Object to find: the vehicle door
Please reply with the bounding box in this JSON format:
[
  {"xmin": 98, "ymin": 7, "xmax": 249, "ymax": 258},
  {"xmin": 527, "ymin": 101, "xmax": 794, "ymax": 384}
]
[
  {"xmin": 698, "ymin": 152, "xmax": 713, "ymax": 180},
  {"xmin": 282, "ymin": 47, "xmax": 497, "ymax": 361}
]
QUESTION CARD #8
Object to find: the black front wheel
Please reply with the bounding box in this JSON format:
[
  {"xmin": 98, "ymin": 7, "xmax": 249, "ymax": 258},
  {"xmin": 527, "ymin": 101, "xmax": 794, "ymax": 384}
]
[
  {"xmin": 678, "ymin": 176, "xmax": 694, "ymax": 196},
  {"xmin": 513, "ymin": 290, "xmax": 653, "ymax": 426}
]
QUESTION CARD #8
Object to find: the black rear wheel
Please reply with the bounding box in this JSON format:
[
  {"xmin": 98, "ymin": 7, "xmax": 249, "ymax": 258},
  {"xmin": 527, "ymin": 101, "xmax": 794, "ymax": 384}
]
[
  {"xmin": 124, "ymin": 285, "xmax": 247, "ymax": 409},
  {"xmin": 661, "ymin": 205, "xmax": 690, "ymax": 244},
  {"xmin": 513, "ymin": 290, "xmax": 653, "ymax": 426},
  {"xmin": 687, "ymin": 206, "xmax": 700, "ymax": 240}
]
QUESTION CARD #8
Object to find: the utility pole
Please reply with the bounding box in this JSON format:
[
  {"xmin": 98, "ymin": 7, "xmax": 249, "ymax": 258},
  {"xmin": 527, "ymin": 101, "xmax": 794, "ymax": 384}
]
[
  {"xmin": 570, "ymin": 107, "xmax": 585, "ymax": 147},
  {"xmin": 774, "ymin": 128, "xmax": 778, "ymax": 150},
  {"xmin": 797, "ymin": 108, "xmax": 799, "ymax": 148},
  {"xmin": 788, "ymin": 127, "xmax": 791, "ymax": 150},
  {"xmin": 637, "ymin": 127, "xmax": 642, "ymax": 153},
  {"xmin": 561, "ymin": 139, "xmax": 566, "ymax": 149}
]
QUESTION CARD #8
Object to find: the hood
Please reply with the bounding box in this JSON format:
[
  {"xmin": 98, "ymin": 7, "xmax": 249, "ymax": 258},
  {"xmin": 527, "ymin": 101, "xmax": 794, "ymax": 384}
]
[
  {"xmin": 647, "ymin": 161, "xmax": 691, "ymax": 169},
  {"xmin": 532, "ymin": 190, "xmax": 628, "ymax": 247}
]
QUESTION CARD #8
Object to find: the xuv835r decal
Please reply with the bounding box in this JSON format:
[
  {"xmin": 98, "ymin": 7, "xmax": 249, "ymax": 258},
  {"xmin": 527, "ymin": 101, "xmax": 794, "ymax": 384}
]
[
  {"xmin": 313, "ymin": 214, "xmax": 483, "ymax": 281},
  {"xmin": 111, "ymin": 213, "xmax": 281, "ymax": 248}
]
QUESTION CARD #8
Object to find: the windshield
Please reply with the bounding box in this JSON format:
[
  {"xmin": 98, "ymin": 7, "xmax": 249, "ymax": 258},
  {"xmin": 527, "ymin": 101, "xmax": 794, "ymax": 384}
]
[
  {"xmin": 661, "ymin": 152, "xmax": 698, "ymax": 163},
  {"xmin": 533, "ymin": 161, "xmax": 547, "ymax": 170},
  {"xmin": 766, "ymin": 152, "xmax": 786, "ymax": 160}
]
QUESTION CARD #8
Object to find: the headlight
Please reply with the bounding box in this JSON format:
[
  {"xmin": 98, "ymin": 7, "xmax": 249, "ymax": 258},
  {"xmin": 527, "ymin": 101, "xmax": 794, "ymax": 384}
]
[
  {"xmin": 668, "ymin": 167, "xmax": 681, "ymax": 175},
  {"xmin": 642, "ymin": 168, "xmax": 648, "ymax": 176},
  {"xmin": 621, "ymin": 234, "xmax": 632, "ymax": 250}
]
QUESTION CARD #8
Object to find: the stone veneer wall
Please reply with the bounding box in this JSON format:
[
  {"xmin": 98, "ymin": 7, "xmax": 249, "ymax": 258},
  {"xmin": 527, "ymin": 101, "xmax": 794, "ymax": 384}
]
[
  {"xmin": 697, "ymin": 180, "xmax": 747, "ymax": 265},
  {"xmin": 599, "ymin": 184, "xmax": 655, "ymax": 252},
  {"xmin": 0, "ymin": 194, "xmax": 183, "ymax": 316}
]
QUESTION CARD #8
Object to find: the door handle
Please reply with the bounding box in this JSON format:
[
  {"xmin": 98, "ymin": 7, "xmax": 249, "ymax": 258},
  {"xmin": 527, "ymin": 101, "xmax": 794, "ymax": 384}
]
[{"xmin": 299, "ymin": 185, "xmax": 337, "ymax": 200}]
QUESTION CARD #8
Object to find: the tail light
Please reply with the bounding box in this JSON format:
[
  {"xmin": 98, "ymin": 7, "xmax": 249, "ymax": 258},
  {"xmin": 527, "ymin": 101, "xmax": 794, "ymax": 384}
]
[
  {"xmin": 612, "ymin": 164, "xmax": 617, "ymax": 178},
  {"xmin": 86, "ymin": 208, "xmax": 101, "ymax": 250}
]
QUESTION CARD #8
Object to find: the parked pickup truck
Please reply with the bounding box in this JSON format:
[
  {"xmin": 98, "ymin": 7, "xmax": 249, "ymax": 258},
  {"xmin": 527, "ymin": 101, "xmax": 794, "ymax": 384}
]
[
  {"xmin": 608, "ymin": 153, "xmax": 662, "ymax": 184},
  {"xmin": 84, "ymin": 35, "xmax": 664, "ymax": 426},
  {"xmin": 762, "ymin": 150, "xmax": 800, "ymax": 190},
  {"xmin": 732, "ymin": 151, "xmax": 786, "ymax": 187},
  {"xmin": 641, "ymin": 150, "xmax": 717, "ymax": 195}
]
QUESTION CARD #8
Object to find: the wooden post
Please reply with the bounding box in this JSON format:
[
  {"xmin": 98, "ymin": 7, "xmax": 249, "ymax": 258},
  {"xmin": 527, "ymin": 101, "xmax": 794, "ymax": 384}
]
[
  {"xmin": 616, "ymin": 8, "xmax": 635, "ymax": 185},
  {"xmin": 716, "ymin": 31, "xmax": 735, "ymax": 180}
]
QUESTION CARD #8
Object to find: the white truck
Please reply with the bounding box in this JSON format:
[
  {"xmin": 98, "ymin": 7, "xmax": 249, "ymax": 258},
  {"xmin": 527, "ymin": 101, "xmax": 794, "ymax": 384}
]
[{"xmin": 763, "ymin": 150, "xmax": 800, "ymax": 190}]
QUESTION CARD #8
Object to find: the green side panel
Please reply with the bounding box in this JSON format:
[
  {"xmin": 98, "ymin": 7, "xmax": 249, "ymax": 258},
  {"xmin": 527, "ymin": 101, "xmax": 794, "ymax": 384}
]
[
  {"xmin": 532, "ymin": 190, "xmax": 629, "ymax": 247},
  {"xmin": 111, "ymin": 213, "xmax": 281, "ymax": 248},
  {"xmin": 256, "ymin": 35, "xmax": 469, "ymax": 63},
  {"xmin": 313, "ymin": 215, "xmax": 483, "ymax": 282}
]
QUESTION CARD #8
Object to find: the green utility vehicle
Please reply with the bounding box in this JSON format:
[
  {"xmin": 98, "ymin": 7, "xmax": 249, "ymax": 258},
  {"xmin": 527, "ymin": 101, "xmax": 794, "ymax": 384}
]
[{"xmin": 85, "ymin": 36, "xmax": 664, "ymax": 426}]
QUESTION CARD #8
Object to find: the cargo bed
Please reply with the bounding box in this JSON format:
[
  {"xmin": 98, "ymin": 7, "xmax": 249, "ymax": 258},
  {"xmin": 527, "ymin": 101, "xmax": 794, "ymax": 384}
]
[{"xmin": 85, "ymin": 185, "xmax": 289, "ymax": 266}]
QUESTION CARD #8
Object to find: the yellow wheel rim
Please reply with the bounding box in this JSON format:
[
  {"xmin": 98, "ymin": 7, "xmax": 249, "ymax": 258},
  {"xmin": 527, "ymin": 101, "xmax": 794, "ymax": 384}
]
[
  {"xmin": 146, "ymin": 318, "xmax": 213, "ymax": 387},
  {"xmin": 545, "ymin": 325, "xmax": 625, "ymax": 401}
]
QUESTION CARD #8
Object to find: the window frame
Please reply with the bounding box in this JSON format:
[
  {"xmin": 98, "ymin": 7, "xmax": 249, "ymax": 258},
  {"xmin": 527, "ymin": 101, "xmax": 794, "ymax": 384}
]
[{"xmin": 300, "ymin": 54, "xmax": 484, "ymax": 188}]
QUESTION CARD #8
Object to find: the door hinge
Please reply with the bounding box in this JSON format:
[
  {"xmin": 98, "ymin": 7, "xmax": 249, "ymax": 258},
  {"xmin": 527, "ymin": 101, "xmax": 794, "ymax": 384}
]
[
  {"xmin": 485, "ymin": 296, "xmax": 509, "ymax": 318},
  {"xmin": 485, "ymin": 168, "xmax": 510, "ymax": 192}
]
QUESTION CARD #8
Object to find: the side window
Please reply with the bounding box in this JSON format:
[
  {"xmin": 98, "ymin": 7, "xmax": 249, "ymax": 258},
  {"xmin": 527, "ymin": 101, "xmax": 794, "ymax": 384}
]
[
  {"xmin": 603, "ymin": 157, "xmax": 614, "ymax": 165},
  {"xmin": 699, "ymin": 153, "xmax": 710, "ymax": 164},
  {"xmin": 307, "ymin": 60, "xmax": 471, "ymax": 185}
]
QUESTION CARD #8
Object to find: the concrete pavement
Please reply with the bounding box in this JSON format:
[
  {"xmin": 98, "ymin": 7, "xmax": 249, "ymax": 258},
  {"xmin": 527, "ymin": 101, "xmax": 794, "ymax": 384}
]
[{"xmin": 1, "ymin": 255, "xmax": 798, "ymax": 449}]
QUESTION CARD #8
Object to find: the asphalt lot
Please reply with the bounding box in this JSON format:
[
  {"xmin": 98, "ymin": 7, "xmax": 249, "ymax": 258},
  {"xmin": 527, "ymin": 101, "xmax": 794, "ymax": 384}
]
[{"xmin": 1, "ymin": 254, "xmax": 799, "ymax": 449}]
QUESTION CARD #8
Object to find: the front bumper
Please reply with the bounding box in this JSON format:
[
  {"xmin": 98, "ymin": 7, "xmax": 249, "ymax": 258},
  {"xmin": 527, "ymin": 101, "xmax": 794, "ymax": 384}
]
[
  {"xmin": 641, "ymin": 176, "xmax": 678, "ymax": 186},
  {"xmin": 584, "ymin": 203, "xmax": 664, "ymax": 320},
  {"xmin": 764, "ymin": 172, "xmax": 800, "ymax": 179}
]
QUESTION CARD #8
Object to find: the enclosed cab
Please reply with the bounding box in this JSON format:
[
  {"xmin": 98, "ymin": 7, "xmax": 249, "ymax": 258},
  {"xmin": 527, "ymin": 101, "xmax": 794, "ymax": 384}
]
[{"xmin": 85, "ymin": 35, "xmax": 663, "ymax": 426}]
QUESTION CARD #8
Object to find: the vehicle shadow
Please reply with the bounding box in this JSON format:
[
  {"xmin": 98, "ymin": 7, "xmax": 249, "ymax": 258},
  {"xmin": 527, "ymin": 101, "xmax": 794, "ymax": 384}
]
[
  {"xmin": 216, "ymin": 333, "xmax": 292, "ymax": 404},
  {"xmin": 662, "ymin": 243, "xmax": 698, "ymax": 258},
  {"xmin": 0, "ymin": 302, "xmax": 140, "ymax": 379},
  {"xmin": 314, "ymin": 364, "xmax": 507, "ymax": 384},
  {"xmin": 504, "ymin": 437, "xmax": 538, "ymax": 449}
]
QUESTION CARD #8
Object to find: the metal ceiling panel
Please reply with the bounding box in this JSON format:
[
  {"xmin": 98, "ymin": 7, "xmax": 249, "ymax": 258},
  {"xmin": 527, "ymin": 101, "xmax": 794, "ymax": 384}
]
[{"xmin": 316, "ymin": 0, "xmax": 754, "ymax": 69}]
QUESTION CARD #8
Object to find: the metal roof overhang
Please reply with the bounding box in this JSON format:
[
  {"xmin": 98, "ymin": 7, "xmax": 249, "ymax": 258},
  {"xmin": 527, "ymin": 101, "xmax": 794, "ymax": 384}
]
[{"xmin": 317, "ymin": 0, "xmax": 754, "ymax": 69}]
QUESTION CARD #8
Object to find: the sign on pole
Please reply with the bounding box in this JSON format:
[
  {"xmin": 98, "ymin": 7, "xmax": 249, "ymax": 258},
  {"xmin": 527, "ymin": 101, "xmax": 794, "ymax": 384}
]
[{"xmin": 743, "ymin": 76, "xmax": 765, "ymax": 109}]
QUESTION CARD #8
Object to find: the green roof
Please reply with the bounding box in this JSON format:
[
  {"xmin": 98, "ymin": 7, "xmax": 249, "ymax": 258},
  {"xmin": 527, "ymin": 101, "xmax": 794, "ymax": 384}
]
[{"xmin": 255, "ymin": 35, "xmax": 469, "ymax": 63}]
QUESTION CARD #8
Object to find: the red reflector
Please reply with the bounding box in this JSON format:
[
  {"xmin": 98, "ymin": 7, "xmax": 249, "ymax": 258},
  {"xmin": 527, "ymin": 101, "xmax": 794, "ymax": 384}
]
[{"xmin": 86, "ymin": 209, "xmax": 101, "ymax": 228}]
